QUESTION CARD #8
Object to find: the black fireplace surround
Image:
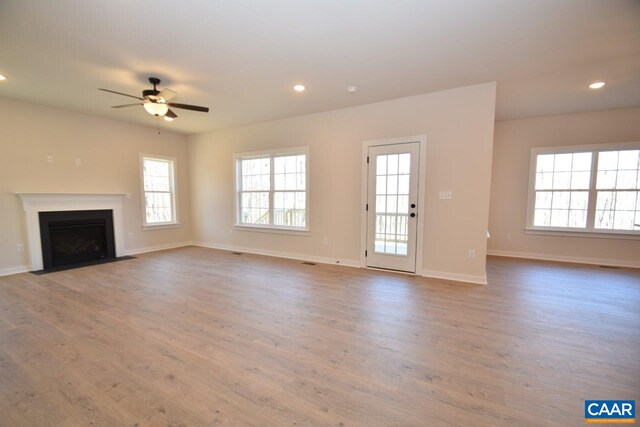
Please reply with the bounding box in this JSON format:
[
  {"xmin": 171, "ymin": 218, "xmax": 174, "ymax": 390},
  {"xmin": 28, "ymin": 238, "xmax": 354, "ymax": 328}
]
[{"xmin": 39, "ymin": 210, "xmax": 116, "ymax": 270}]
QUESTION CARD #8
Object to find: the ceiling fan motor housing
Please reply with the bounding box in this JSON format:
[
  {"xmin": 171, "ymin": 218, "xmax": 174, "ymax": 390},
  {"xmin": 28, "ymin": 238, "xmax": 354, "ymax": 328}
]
[
  {"xmin": 142, "ymin": 89, "xmax": 160, "ymax": 100},
  {"xmin": 144, "ymin": 77, "xmax": 162, "ymax": 100}
]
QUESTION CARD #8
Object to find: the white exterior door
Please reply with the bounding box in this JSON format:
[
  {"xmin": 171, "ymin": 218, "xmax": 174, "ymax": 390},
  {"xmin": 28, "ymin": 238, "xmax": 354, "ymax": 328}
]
[{"xmin": 366, "ymin": 142, "xmax": 420, "ymax": 272}]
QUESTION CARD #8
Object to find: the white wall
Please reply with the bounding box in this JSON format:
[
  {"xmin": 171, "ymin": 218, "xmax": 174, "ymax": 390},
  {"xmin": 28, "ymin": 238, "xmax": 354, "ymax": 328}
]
[
  {"xmin": 488, "ymin": 107, "xmax": 640, "ymax": 267},
  {"xmin": 189, "ymin": 83, "xmax": 497, "ymax": 283},
  {"xmin": 0, "ymin": 98, "xmax": 192, "ymax": 274}
]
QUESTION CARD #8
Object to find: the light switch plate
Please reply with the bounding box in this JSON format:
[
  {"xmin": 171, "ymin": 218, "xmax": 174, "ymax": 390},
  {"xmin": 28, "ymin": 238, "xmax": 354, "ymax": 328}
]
[{"xmin": 439, "ymin": 191, "xmax": 453, "ymax": 200}]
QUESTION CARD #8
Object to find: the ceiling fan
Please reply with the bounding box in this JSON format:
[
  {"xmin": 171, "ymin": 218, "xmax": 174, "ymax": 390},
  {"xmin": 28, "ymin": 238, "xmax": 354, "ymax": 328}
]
[{"xmin": 99, "ymin": 77, "xmax": 209, "ymax": 121}]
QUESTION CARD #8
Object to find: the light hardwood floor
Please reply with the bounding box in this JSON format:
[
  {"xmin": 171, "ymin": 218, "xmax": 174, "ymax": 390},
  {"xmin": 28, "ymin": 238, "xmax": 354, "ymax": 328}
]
[{"xmin": 0, "ymin": 246, "xmax": 638, "ymax": 426}]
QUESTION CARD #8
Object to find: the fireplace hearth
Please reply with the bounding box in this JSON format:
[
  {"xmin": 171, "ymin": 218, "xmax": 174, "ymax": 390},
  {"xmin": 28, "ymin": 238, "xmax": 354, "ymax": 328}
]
[{"xmin": 39, "ymin": 210, "xmax": 116, "ymax": 270}]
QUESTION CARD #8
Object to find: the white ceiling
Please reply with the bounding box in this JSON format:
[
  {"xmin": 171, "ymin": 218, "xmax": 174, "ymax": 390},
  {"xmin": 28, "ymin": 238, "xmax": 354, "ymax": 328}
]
[{"xmin": 1, "ymin": 0, "xmax": 639, "ymax": 134}]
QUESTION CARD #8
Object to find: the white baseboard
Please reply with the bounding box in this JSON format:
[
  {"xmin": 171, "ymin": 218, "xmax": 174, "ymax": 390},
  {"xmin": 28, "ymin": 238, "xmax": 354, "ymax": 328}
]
[
  {"xmin": 487, "ymin": 249, "xmax": 640, "ymax": 269},
  {"xmin": 192, "ymin": 241, "xmax": 361, "ymax": 268},
  {"xmin": 193, "ymin": 241, "xmax": 488, "ymax": 285},
  {"xmin": 420, "ymin": 269, "xmax": 487, "ymax": 285},
  {"xmin": 124, "ymin": 241, "xmax": 193, "ymax": 256},
  {"xmin": 0, "ymin": 242, "xmax": 192, "ymax": 277},
  {"xmin": 0, "ymin": 265, "xmax": 29, "ymax": 277}
]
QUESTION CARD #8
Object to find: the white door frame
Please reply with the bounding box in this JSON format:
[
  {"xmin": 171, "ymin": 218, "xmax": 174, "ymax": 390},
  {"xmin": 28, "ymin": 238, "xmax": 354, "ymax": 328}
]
[{"xmin": 360, "ymin": 135, "xmax": 427, "ymax": 274}]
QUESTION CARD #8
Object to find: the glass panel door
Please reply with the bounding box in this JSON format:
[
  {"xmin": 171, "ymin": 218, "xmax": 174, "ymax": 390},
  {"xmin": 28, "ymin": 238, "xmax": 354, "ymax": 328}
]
[{"xmin": 366, "ymin": 142, "xmax": 420, "ymax": 272}]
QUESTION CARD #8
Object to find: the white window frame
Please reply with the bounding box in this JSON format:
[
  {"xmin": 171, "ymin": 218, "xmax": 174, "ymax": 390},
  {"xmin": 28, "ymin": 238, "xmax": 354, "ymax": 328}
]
[
  {"xmin": 139, "ymin": 154, "xmax": 179, "ymax": 229},
  {"xmin": 234, "ymin": 146, "xmax": 310, "ymax": 233},
  {"xmin": 526, "ymin": 141, "xmax": 640, "ymax": 238}
]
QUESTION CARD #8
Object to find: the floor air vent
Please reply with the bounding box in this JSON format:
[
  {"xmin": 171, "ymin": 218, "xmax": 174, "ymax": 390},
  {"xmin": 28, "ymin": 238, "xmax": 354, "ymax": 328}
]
[
  {"xmin": 600, "ymin": 265, "xmax": 620, "ymax": 269},
  {"xmin": 302, "ymin": 261, "xmax": 316, "ymax": 266},
  {"xmin": 231, "ymin": 252, "xmax": 243, "ymax": 255}
]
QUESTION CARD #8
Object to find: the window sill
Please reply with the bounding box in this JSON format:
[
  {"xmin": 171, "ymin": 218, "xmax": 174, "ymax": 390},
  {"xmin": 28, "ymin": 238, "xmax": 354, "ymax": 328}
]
[
  {"xmin": 143, "ymin": 222, "xmax": 181, "ymax": 231},
  {"xmin": 234, "ymin": 224, "xmax": 310, "ymax": 236},
  {"xmin": 525, "ymin": 228, "xmax": 640, "ymax": 240}
]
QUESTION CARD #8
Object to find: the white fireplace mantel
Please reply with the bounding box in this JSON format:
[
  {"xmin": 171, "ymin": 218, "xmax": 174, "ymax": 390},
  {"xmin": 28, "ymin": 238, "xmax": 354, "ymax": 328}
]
[{"xmin": 16, "ymin": 193, "xmax": 127, "ymax": 271}]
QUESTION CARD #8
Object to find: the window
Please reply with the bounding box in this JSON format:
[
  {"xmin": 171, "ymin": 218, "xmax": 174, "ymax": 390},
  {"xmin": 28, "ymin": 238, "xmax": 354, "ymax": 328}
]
[
  {"xmin": 235, "ymin": 148, "xmax": 308, "ymax": 231},
  {"xmin": 527, "ymin": 144, "xmax": 640, "ymax": 235},
  {"xmin": 141, "ymin": 155, "xmax": 177, "ymax": 227}
]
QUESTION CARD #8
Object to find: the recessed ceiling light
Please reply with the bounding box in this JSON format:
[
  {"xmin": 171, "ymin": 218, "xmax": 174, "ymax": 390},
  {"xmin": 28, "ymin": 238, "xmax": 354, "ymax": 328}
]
[
  {"xmin": 293, "ymin": 84, "xmax": 306, "ymax": 92},
  {"xmin": 0, "ymin": 74, "xmax": 6, "ymax": 81},
  {"xmin": 589, "ymin": 81, "xmax": 606, "ymax": 89},
  {"xmin": 164, "ymin": 116, "xmax": 174, "ymax": 122}
]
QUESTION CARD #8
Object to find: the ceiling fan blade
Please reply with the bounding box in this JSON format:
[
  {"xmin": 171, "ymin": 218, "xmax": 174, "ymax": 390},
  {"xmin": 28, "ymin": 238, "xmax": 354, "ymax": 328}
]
[
  {"xmin": 157, "ymin": 89, "xmax": 177, "ymax": 102},
  {"xmin": 111, "ymin": 103, "xmax": 142, "ymax": 108},
  {"xmin": 98, "ymin": 88, "xmax": 143, "ymax": 100},
  {"xmin": 166, "ymin": 109, "xmax": 178, "ymax": 119},
  {"xmin": 168, "ymin": 103, "xmax": 209, "ymax": 113}
]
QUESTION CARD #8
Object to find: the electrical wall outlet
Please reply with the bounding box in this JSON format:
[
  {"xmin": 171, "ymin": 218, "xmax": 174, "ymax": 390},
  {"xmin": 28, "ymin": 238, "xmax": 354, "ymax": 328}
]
[
  {"xmin": 439, "ymin": 191, "xmax": 453, "ymax": 200},
  {"xmin": 75, "ymin": 158, "xmax": 82, "ymax": 166},
  {"xmin": 323, "ymin": 237, "xmax": 329, "ymax": 246},
  {"xmin": 46, "ymin": 155, "xmax": 54, "ymax": 164},
  {"xmin": 467, "ymin": 249, "xmax": 476, "ymax": 260},
  {"xmin": 17, "ymin": 243, "xmax": 24, "ymax": 252},
  {"xmin": 505, "ymin": 233, "xmax": 511, "ymax": 241}
]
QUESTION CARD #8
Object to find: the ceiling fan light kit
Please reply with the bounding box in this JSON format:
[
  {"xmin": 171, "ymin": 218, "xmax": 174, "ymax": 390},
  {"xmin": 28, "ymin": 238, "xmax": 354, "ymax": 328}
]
[
  {"xmin": 143, "ymin": 102, "xmax": 169, "ymax": 116},
  {"xmin": 98, "ymin": 77, "xmax": 210, "ymax": 121}
]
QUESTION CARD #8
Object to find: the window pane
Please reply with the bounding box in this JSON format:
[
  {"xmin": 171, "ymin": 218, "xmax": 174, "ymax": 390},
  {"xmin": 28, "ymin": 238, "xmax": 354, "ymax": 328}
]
[
  {"xmin": 572, "ymin": 153, "xmax": 592, "ymax": 171},
  {"xmin": 614, "ymin": 210, "xmax": 635, "ymax": 230},
  {"xmin": 398, "ymin": 153, "xmax": 411, "ymax": 174},
  {"xmin": 569, "ymin": 192, "xmax": 589, "ymax": 210},
  {"xmin": 554, "ymin": 154, "xmax": 572, "ymax": 172},
  {"xmin": 387, "ymin": 175, "xmax": 398, "ymax": 195},
  {"xmin": 386, "ymin": 195, "xmax": 398, "ymax": 213},
  {"xmin": 570, "ymin": 171, "xmax": 590, "ymax": 189},
  {"xmin": 536, "ymin": 154, "xmax": 554, "ymax": 172},
  {"xmin": 596, "ymin": 191, "xmax": 615, "ymax": 211},
  {"xmin": 143, "ymin": 159, "xmax": 170, "ymax": 191},
  {"xmin": 551, "ymin": 191, "xmax": 570, "ymax": 209},
  {"xmin": 550, "ymin": 209, "xmax": 569, "ymax": 227},
  {"xmin": 618, "ymin": 150, "xmax": 639, "ymax": 170},
  {"xmin": 535, "ymin": 191, "xmax": 552, "ymax": 209},
  {"xmin": 536, "ymin": 172, "xmax": 553, "ymax": 190},
  {"xmin": 552, "ymin": 172, "xmax": 571, "ymax": 189},
  {"xmin": 595, "ymin": 210, "xmax": 614, "ymax": 229},
  {"xmin": 568, "ymin": 210, "xmax": 587, "ymax": 228},
  {"xmin": 387, "ymin": 154, "xmax": 398, "ymax": 174},
  {"xmin": 594, "ymin": 191, "xmax": 639, "ymax": 231},
  {"xmin": 596, "ymin": 170, "xmax": 616, "ymax": 189},
  {"xmin": 616, "ymin": 191, "xmax": 636, "ymax": 210},
  {"xmin": 274, "ymin": 157, "xmax": 285, "ymax": 174},
  {"xmin": 240, "ymin": 192, "xmax": 269, "ymax": 224},
  {"xmin": 398, "ymin": 175, "xmax": 410, "ymax": 195},
  {"xmin": 273, "ymin": 191, "xmax": 306, "ymax": 227},
  {"xmin": 377, "ymin": 155, "xmax": 387, "ymax": 175},
  {"xmin": 616, "ymin": 170, "xmax": 638, "ymax": 189},
  {"xmin": 145, "ymin": 192, "xmax": 172, "ymax": 223},
  {"xmin": 241, "ymin": 157, "xmax": 270, "ymax": 191},
  {"xmin": 534, "ymin": 209, "xmax": 551, "ymax": 227},
  {"xmin": 376, "ymin": 176, "xmax": 386, "ymax": 195},
  {"xmin": 598, "ymin": 151, "xmax": 618, "ymax": 170}
]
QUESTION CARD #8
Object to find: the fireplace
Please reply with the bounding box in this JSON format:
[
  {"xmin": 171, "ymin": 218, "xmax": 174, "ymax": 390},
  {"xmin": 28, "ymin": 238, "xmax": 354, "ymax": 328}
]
[{"xmin": 39, "ymin": 210, "xmax": 116, "ymax": 270}]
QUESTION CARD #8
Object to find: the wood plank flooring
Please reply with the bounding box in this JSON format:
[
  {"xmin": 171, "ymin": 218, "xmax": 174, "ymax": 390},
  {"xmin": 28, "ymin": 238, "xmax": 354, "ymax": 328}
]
[{"xmin": 0, "ymin": 246, "xmax": 638, "ymax": 426}]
